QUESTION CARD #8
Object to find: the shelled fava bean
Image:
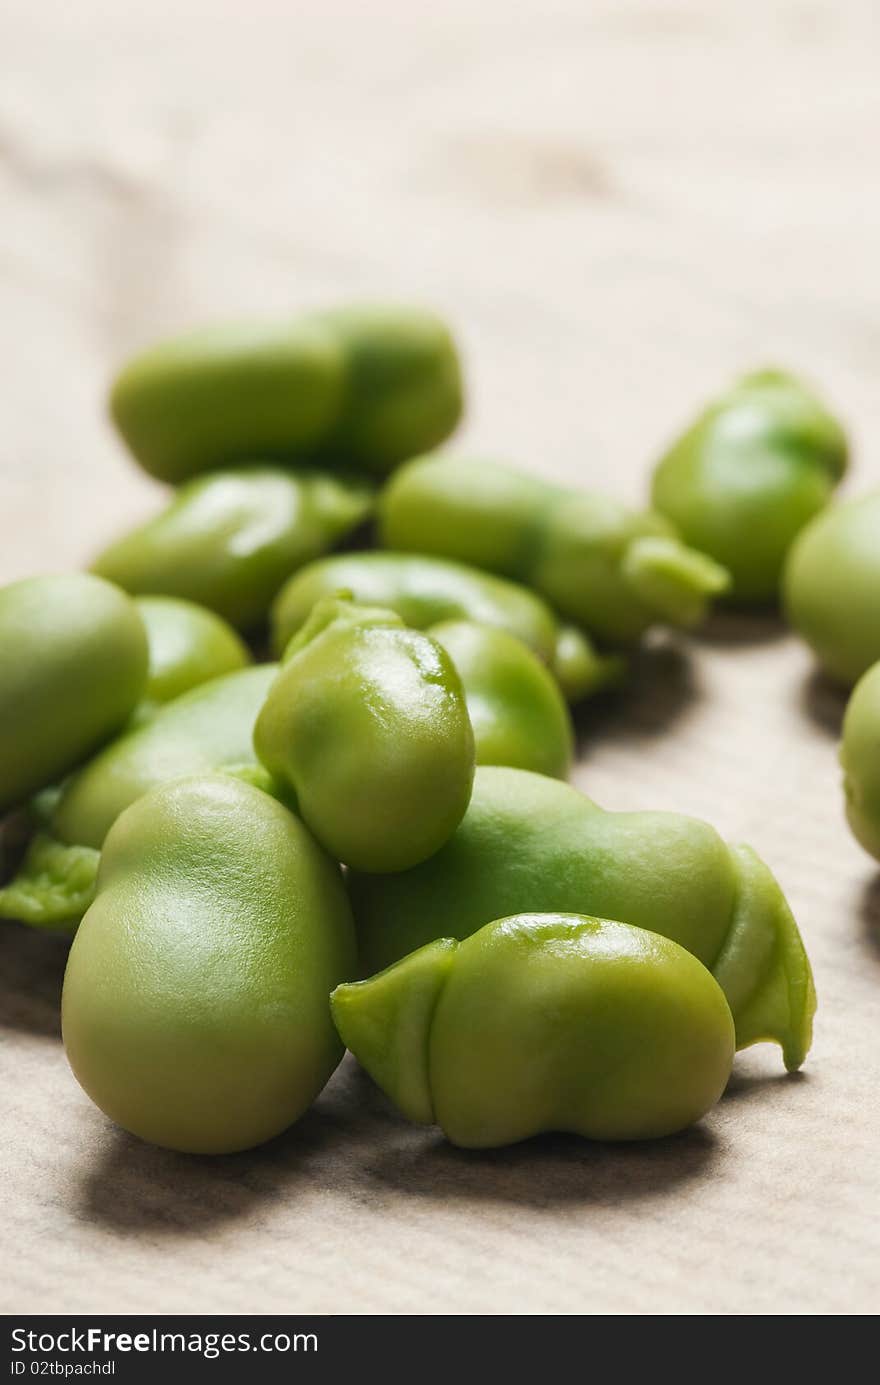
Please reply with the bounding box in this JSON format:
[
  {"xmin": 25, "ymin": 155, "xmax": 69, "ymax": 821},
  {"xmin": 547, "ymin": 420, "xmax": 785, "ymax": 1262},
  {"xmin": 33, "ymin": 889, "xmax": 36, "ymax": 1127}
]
[{"xmin": 0, "ymin": 307, "xmax": 834, "ymax": 1156}]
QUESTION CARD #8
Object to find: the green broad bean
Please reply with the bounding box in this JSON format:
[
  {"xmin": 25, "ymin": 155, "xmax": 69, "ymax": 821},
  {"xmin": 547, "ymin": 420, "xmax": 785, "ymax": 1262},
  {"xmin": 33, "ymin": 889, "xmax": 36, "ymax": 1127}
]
[
  {"xmin": 255, "ymin": 598, "xmax": 474, "ymax": 872},
  {"xmin": 108, "ymin": 307, "xmax": 462, "ymax": 484},
  {"xmin": 840, "ymin": 662, "xmax": 880, "ymax": 861},
  {"xmin": 427, "ymin": 620, "xmax": 573, "ymax": 779},
  {"xmin": 270, "ymin": 551, "xmax": 622, "ymax": 703},
  {"xmin": 135, "ymin": 596, "xmax": 251, "ymax": 712},
  {"xmin": 92, "ymin": 467, "xmax": 374, "ymax": 630},
  {"xmin": 652, "ymin": 369, "xmax": 847, "ymax": 601},
  {"xmin": 333, "ymin": 913, "xmax": 735, "ymax": 1146},
  {"xmin": 348, "ymin": 766, "xmax": 815, "ymax": 1071},
  {"xmin": 783, "ymin": 491, "xmax": 880, "ymax": 685},
  {"xmin": 0, "ymin": 574, "xmax": 148, "ymax": 813},
  {"xmin": 109, "ymin": 317, "xmax": 345, "ymax": 483},
  {"xmin": 378, "ymin": 453, "xmax": 730, "ymax": 642},
  {"xmin": 63, "ymin": 774, "xmax": 355, "ymax": 1153}
]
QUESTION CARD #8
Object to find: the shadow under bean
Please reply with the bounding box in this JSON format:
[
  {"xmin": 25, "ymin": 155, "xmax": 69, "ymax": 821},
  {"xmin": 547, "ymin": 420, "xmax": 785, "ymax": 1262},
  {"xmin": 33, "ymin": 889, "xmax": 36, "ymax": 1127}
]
[
  {"xmin": 800, "ymin": 669, "xmax": 849, "ymax": 740},
  {"xmin": 0, "ymin": 921, "xmax": 70, "ymax": 1039},
  {"xmin": 695, "ymin": 606, "xmax": 789, "ymax": 647},
  {"xmin": 722, "ymin": 1066, "xmax": 809, "ymax": 1103},
  {"xmin": 361, "ymin": 1112, "xmax": 720, "ymax": 1210},
  {"xmin": 574, "ymin": 633, "xmax": 700, "ymax": 753},
  {"xmin": 74, "ymin": 1053, "xmax": 723, "ymax": 1232},
  {"xmin": 347, "ymin": 1063, "xmax": 722, "ymax": 1210},
  {"xmin": 859, "ymin": 874, "xmax": 880, "ymax": 961},
  {"xmin": 0, "ymin": 809, "xmax": 32, "ymax": 885},
  {"xmin": 75, "ymin": 1057, "xmax": 380, "ymax": 1235}
]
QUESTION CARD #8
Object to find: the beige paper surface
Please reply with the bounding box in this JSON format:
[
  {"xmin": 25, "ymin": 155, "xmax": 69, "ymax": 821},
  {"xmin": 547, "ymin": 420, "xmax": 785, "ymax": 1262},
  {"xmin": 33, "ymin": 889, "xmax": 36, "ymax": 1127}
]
[{"xmin": 2, "ymin": 0, "xmax": 879, "ymax": 1316}]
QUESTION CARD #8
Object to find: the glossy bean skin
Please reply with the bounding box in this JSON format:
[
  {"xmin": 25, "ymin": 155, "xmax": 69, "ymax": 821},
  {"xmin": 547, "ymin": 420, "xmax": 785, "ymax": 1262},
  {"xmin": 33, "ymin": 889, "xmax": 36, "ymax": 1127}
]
[
  {"xmin": 652, "ymin": 370, "xmax": 847, "ymax": 602},
  {"xmin": 309, "ymin": 305, "xmax": 464, "ymax": 475},
  {"xmin": 109, "ymin": 318, "xmax": 346, "ymax": 483},
  {"xmin": 378, "ymin": 454, "xmax": 730, "ymax": 642},
  {"xmin": 840, "ymin": 663, "xmax": 880, "ymax": 860},
  {"xmin": 348, "ymin": 766, "xmax": 814, "ymax": 1071},
  {"xmin": 135, "ymin": 596, "xmax": 251, "ymax": 713},
  {"xmin": 93, "ymin": 467, "xmax": 374, "ymax": 631},
  {"xmin": 783, "ymin": 492, "xmax": 880, "ymax": 685},
  {"xmin": 63, "ymin": 775, "xmax": 356, "ymax": 1154},
  {"xmin": 0, "ymin": 574, "xmax": 148, "ymax": 813},
  {"xmin": 270, "ymin": 551, "xmax": 623, "ymax": 703},
  {"xmin": 428, "ymin": 620, "xmax": 573, "ymax": 779},
  {"xmin": 333, "ymin": 914, "xmax": 735, "ymax": 1147},
  {"xmin": 256, "ymin": 600, "xmax": 474, "ymax": 872},
  {"xmin": 108, "ymin": 308, "xmax": 462, "ymax": 484}
]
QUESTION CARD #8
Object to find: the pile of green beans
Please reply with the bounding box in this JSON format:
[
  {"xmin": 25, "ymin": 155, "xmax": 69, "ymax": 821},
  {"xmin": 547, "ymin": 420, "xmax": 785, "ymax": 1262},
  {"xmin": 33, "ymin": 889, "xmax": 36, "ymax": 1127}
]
[{"xmin": 8, "ymin": 307, "xmax": 867, "ymax": 1158}]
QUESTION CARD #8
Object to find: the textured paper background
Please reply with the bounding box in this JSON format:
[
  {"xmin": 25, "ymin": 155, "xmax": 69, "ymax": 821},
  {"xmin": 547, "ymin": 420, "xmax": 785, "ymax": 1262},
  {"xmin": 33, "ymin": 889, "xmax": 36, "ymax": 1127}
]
[{"xmin": 2, "ymin": 0, "xmax": 879, "ymax": 1315}]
